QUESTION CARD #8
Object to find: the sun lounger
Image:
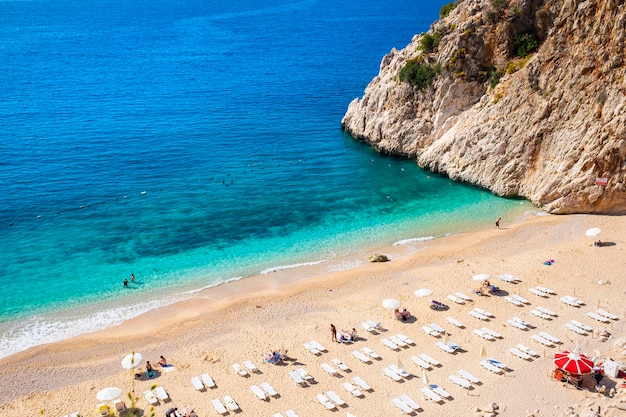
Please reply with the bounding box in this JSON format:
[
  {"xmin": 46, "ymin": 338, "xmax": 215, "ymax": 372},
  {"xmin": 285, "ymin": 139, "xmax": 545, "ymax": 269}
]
[
  {"xmin": 392, "ymin": 397, "xmax": 413, "ymax": 414},
  {"xmin": 399, "ymin": 394, "xmax": 420, "ymax": 410},
  {"xmin": 155, "ymin": 386, "xmax": 169, "ymax": 401},
  {"xmin": 570, "ymin": 320, "xmax": 593, "ymax": 332},
  {"xmin": 487, "ymin": 358, "xmax": 508, "ymax": 370},
  {"xmin": 538, "ymin": 332, "xmax": 561, "ymax": 344},
  {"xmin": 144, "ymin": 390, "xmax": 158, "ymax": 405},
  {"xmin": 430, "ymin": 384, "xmax": 451, "ymax": 398},
  {"xmin": 351, "ymin": 350, "xmax": 371, "ymax": 363},
  {"xmin": 587, "ymin": 312, "xmax": 611, "ymax": 323},
  {"xmin": 498, "ymin": 274, "xmax": 521, "ymax": 283},
  {"xmin": 361, "ymin": 347, "xmax": 380, "ymax": 359},
  {"xmin": 97, "ymin": 406, "xmax": 111, "ymax": 417},
  {"xmin": 530, "ymin": 309, "xmax": 551, "ymax": 320},
  {"xmin": 529, "ymin": 287, "xmax": 549, "ymax": 297},
  {"xmin": 474, "ymin": 307, "xmax": 493, "ymax": 317},
  {"xmin": 232, "ymin": 363, "xmax": 249, "ymax": 376},
  {"xmin": 389, "ymin": 335, "xmax": 408, "ymax": 347},
  {"xmin": 211, "ymin": 398, "xmax": 228, "ymax": 415},
  {"xmin": 295, "ymin": 368, "xmax": 314, "ymax": 381},
  {"xmin": 504, "ymin": 296, "xmax": 523, "ymax": 306},
  {"xmin": 509, "ymin": 347, "xmax": 531, "ymax": 360},
  {"xmin": 449, "ymin": 374, "xmax": 471, "ymax": 388},
  {"xmin": 361, "ymin": 321, "xmax": 377, "ymax": 332},
  {"xmin": 396, "ymin": 333, "xmax": 414, "ymax": 345},
  {"xmin": 431, "ymin": 300, "xmax": 449, "ymax": 310},
  {"xmin": 469, "ymin": 309, "xmax": 489, "ymax": 320},
  {"xmin": 411, "ymin": 355, "xmax": 431, "ymax": 369},
  {"xmin": 326, "ymin": 390, "xmax": 345, "ymax": 406},
  {"xmin": 310, "ymin": 340, "xmax": 327, "ymax": 352},
  {"xmin": 63, "ymin": 412, "xmax": 81, "ymax": 417},
  {"xmin": 535, "ymin": 286, "xmax": 555, "ymax": 294},
  {"xmin": 361, "ymin": 319, "xmax": 382, "ymax": 332},
  {"xmin": 512, "ymin": 316, "xmax": 532, "ymax": 326},
  {"xmin": 536, "ymin": 306, "xmax": 557, "ymax": 316},
  {"xmin": 260, "ymin": 382, "xmax": 278, "ymax": 397},
  {"xmin": 191, "ymin": 376, "xmax": 204, "ymax": 391},
  {"xmin": 352, "ymin": 376, "xmax": 371, "ymax": 391},
  {"xmin": 202, "ymin": 373, "xmax": 216, "ymax": 388},
  {"xmin": 436, "ymin": 341, "xmax": 457, "ymax": 353},
  {"xmin": 331, "ymin": 357, "xmax": 350, "ymax": 371},
  {"xmin": 480, "ymin": 360, "xmax": 503, "ymax": 374},
  {"xmin": 458, "ymin": 369, "xmax": 480, "ymax": 384},
  {"xmin": 302, "ymin": 342, "xmax": 321, "ymax": 355},
  {"xmin": 473, "ymin": 329, "xmax": 494, "ymax": 340},
  {"xmin": 420, "ymin": 386, "xmax": 442, "ymax": 402},
  {"xmin": 422, "ymin": 325, "xmax": 441, "ymax": 337},
  {"xmin": 506, "ymin": 319, "xmax": 527, "ymax": 330},
  {"xmin": 531, "ymin": 334, "xmax": 554, "ymax": 346},
  {"xmin": 596, "ymin": 309, "xmax": 618, "ymax": 320},
  {"xmin": 316, "ymin": 393, "xmax": 336, "ymax": 410},
  {"xmin": 321, "ymin": 363, "xmax": 339, "ymax": 376},
  {"xmin": 250, "ymin": 384, "xmax": 267, "ymax": 400},
  {"xmin": 273, "ymin": 413, "xmax": 284, "ymax": 417},
  {"xmin": 342, "ymin": 382, "xmax": 363, "ymax": 397},
  {"xmin": 389, "ymin": 364, "xmax": 410, "ymax": 378},
  {"xmin": 285, "ymin": 410, "xmax": 299, "ymax": 417},
  {"xmin": 113, "ymin": 400, "xmax": 126, "ymax": 413},
  {"xmin": 244, "ymin": 360, "xmax": 259, "ymax": 373},
  {"xmin": 512, "ymin": 294, "xmax": 530, "ymax": 304},
  {"xmin": 565, "ymin": 322, "xmax": 587, "ymax": 335},
  {"xmin": 446, "ymin": 316, "xmax": 464, "ymax": 328},
  {"xmin": 419, "ymin": 353, "xmax": 440, "ymax": 366},
  {"xmin": 447, "ymin": 294, "xmax": 465, "ymax": 304},
  {"xmin": 480, "ymin": 327, "xmax": 502, "ymax": 338},
  {"xmin": 559, "ymin": 296, "xmax": 581, "ymax": 307},
  {"xmin": 382, "ymin": 366, "xmax": 402, "ymax": 381},
  {"xmin": 289, "ymin": 370, "xmax": 306, "ymax": 386},
  {"xmin": 223, "ymin": 395, "xmax": 239, "ymax": 411},
  {"xmin": 430, "ymin": 322, "xmax": 446, "ymax": 333},
  {"xmin": 381, "ymin": 337, "xmax": 400, "ymax": 350}
]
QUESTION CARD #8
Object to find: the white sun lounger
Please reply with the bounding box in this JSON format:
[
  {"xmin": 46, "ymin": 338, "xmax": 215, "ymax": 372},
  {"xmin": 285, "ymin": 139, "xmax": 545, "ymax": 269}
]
[
  {"xmin": 289, "ymin": 370, "xmax": 306, "ymax": 386},
  {"xmin": 211, "ymin": 398, "xmax": 228, "ymax": 415},
  {"xmin": 321, "ymin": 363, "xmax": 339, "ymax": 376},
  {"xmin": 570, "ymin": 320, "xmax": 593, "ymax": 332},
  {"xmin": 487, "ymin": 358, "xmax": 508, "ymax": 370},
  {"xmin": 480, "ymin": 327, "xmax": 502, "ymax": 338},
  {"xmin": 430, "ymin": 384, "xmax": 451, "ymax": 398},
  {"xmin": 352, "ymin": 376, "xmax": 371, "ymax": 391},
  {"xmin": 565, "ymin": 322, "xmax": 587, "ymax": 335},
  {"xmin": 512, "ymin": 294, "xmax": 530, "ymax": 304},
  {"xmin": 316, "ymin": 393, "xmax": 336, "ymax": 410},
  {"xmin": 331, "ymin": 357, "xmax": 349, "ymax": 371},
  {"xmin": 422, "ymin": 325, "xmax": 441, "ymax": 337},
  {"xmin": 361, "ymin": 320, "xmax": 382, "ymax": 332},
  {"xmin": 420, "ymin": 386, "xmax": 442, "ymax": 402},
  {"xmin": 392, "ymin": 397, "xmax": 413, "ymax": 414},
  {"xmin": 535, "ymin": 286, "xmax": 555, "ymax": 294},
  {"xmin": 419, "ymin": 353, "xmax": 440, "ymax": 366},
  {"xmin": 436, "ymin": 341, "xmax": 458, "ymax": 353},
  {"xmin": 381, "ymin": 338, "xmax": 400, "ymax": 350},
  {"xmin": 396, "ymin": 333, "xmax": 414, "ymax": 345},
  {"xmin": 529, "ymin": 287, "xmax": 549, "ymax": 297},
  {"xmin": 351, "ymin": 350, "xmax": 371, "ymax": 363},
  {"xmin": 446, "ymin": 316, "xmax": 464, "ymax": 328},
  {"xmin": 480, "ymin": 360, "xmax": 503, "ymax": 374},
  {"xmin": 244, "ymin": 360, "xmax": 259, "ymax": 373},
  {"xmin": 389, "ymin": 364, "xmax": 410, "ymax": 378},
  {"xmin": 538, "ymin": 332, "xmax": 561, "ymax": 344},
  {"xmin": 303, "ymin": 342, "xmax": 321, "ymax": 355},
  {"xmin": 430, "ymin": 323, "xmax": 446, "ymax": 333},
  {"xmin": 260, "ymin": 382, "xmax": 278, "ymax": 397},
  {"xmin": 469, "ymin": 309, "xmax": 489, "ymax": 320},
  {"xmin": 232, "ymin": 363, "xmax": 248, "ymax": 376},
  {"xmin": 144, "ymin": 390, "xmax": 158, "ymax": 405},
  {"xmin": 587, "ymin": 312, "xmax": 611, "ymax": 323},
  {"xmin": 273, "ymin": 413, "xmax": 284, "ymax": 417},
  {"xmin": 361, "ymin": 347, "xmax": 380, "ymax": 359},
  {"xmin": 296, "ymin": 368, "xmax": 314, "ymax": 381},
  {"xmin": 455, "ymin": 291, "xmax": 472, "ymax": 301},
  {"xmin": 507, "ymin": 319, "xmax": 527, "ymax": 330},
  {"xmin": 504, "ymin": 296, "xmax": 523, "ymax": 306},
  {"xmin": 560, "ymin": 296, "xmax": 581, "ymax": 307},
  {"xmin": 326, "ymin": 390, "xmax": 345, "ymax": 406},
  {"xmin": 449, "ymin": 374, "xmax": 471, "ymax": 388},
  {"xmin": 389, "ymin": 335, "xmax": 408, "ymax": 347},
  {"xmin": 536, "ymin": 306, "xmax": 557, "ymax": 316},
  {"xmin": 382, "ymin": 366, "xmax": 402, "ymax": 381},
  {"xmin": 509, "ymin": 347, "xmax": 532, "ymax": 360},
  {"xmin": 458, "ymin": 369, "xmax": 480, "ymax": 384},
  {"xmin": 411, "ymin": 355, "xmax": 431, "ymax": 369},
  {"xmin": 201, "ymin": 373, "xmax": 216, "ymax": 388},
  {"xmin": 516, "ymin": 344, "xmax": 539, "ymax": 356},
  {"xmin": 512, "ymin": 316, "xmax": 531, "ymax": 326},
  {"xmin": 447, "ymin": 294, "xmax": 465, "ymax": 304},
  {"xmin": 250, "ymin": 385, "xmax": 267, "ymax": 400},
  {"xmin": 155, "ymin": 386, "xmax": 169, "ymax": 401},
  {"xmin": 285, "ymin": 411, "xmax": 299, "ymax": 417},
  {"xmin": 310, "ymin": 340, "xmax": 327, "ymax": 352},
  {"xmin": 531, "ymin": 334, "xmax": 554, "ymax": 346},
  {"xmin": 530, "ymin": 309, "xmax": 551, "ymax": 320},
  {"xmin": 399, "ymin": 394, "xmax": 420, "ymax": 410},
  {"xmin": 499, "ymin": 274, "xmax": 521, "ymax": 283},
  {"xmin": 596, "ymin": 309, "xmax": 618, "ymax": 320},
  {"xmin": 474, "ymin": 307, "xmax": 493, "ymax": 317},
  {"xmin": 473, "ymin": 329, "xmax": 494, "ymax": 340},
  {"xmin": 342, "ymin": 382, "xmax": 363, "ymax": 397},
  {"xmin": 223, "ymin": 395, "xmax": 239, "ymax": 411},
  {"xmin": 191, "ymin": 376, "xmax": 204, "ymax": 391}
]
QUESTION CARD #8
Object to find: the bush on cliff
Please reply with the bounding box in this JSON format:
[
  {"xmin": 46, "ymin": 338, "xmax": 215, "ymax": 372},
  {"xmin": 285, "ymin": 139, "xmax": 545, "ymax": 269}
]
[
  {"xmin": 439, "ymin": 2, "xmax": 457, "ymax": 19},
  {"xmin": 399, "ymin": 59, "xmax": 442, "ymax": 90}
]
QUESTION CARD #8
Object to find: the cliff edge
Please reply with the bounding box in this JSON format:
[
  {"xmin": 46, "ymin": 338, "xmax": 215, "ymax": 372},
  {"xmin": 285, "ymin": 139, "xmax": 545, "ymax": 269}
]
[{"xmin": 342, "ymin": 0, "xmax": 625, "ymax": 214}]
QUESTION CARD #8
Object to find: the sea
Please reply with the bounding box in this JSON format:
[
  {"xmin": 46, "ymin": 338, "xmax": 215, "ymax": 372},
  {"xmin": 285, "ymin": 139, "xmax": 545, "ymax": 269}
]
[{"xmin": 0, "ymin": 0, "xmax": 534, "ymax": 359}]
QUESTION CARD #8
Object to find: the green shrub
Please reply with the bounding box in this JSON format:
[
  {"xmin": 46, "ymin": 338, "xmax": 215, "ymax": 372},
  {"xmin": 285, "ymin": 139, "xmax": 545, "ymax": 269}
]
[
  {"xmin": 491, "ymin": 0, "xmax": 506, "ymax": 9},
  {"xmin": 440, "ymin": 2, "xmax": 457, "ymax": 19},
  {"xmin": 513, "ymin": 32, "xmax": 538, "ymax": 58},
  {"xmin": 399, "ymin": 60, "xmax": 442, "ymax": 90},
  {"xmin": 487, "ymin": 66, "xmax": 504, "ymax": 88},
  {"xmin": 419, "ymin": 33, "xmax": 440, "ymax": 53}
]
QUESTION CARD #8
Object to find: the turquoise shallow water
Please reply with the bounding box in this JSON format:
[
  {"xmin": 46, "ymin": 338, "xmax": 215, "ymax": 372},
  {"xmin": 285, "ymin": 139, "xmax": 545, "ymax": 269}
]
[{"xmin": 0, "ymin": 0, "xmax": 533, "ymax": 358}]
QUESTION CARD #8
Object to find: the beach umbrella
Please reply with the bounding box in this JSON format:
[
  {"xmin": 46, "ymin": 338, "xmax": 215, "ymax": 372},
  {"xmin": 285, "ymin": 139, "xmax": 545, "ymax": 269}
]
[
  {"xmin": 414, "ymin": 288, "xmax": 433, "ymax": 298},
  {"xmin": 473, "ymin": 273, "xmax": 490, "ymax": 281},
  {"xmin": 382, "ymin": 299, "xmax": 401, "ymax": 309},
  {"xmin": 585, "ymin": 227, "xmax": 601, "ymax": 237},
  {"xmin": 479, "ymin": 345, "xmax": 487, "ymax": 359},
  {"xmin": 422, "ymin": 369, "xmax": 429, "ymax": 385},
  {"xmin": 397, "ymin": 357, "xmax": 405, "ymax": 370},
  {"xmin": 96, "ymin": 386, "xmax": 122, "ymax": 402},
  {"xmin": 121, "ymin": 352, "xmax": 143, "ymax": 370},
  {"xmin": 554, "ymin": 351, "xmax": 594, "ymax": 375}
]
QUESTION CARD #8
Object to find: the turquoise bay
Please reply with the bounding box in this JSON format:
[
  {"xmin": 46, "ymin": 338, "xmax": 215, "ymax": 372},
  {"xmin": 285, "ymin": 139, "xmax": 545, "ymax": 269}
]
[{"xmin": 0, "ymin": 0, "xmax": 532, "ymax": 358}]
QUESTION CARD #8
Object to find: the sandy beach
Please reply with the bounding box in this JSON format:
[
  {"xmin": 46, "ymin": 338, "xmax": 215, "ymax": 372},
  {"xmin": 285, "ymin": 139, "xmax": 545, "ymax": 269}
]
[{"xmin": 2, "ymin": 213, "xmax": 625, "ymax": 417}]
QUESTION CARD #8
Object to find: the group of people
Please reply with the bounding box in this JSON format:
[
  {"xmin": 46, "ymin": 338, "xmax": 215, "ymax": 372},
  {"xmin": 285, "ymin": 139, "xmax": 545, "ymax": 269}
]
[
  {"xmin": 262, "ymin": 350, "xmax": 284, "ymax": 364},
  {"xmin": 142, "ymin": 355, "xmax": 169, "ymax": 379},
  {"xmin": 166, "ymin": 407, "xmax": 197, "ymax": 417},
  {"xmin": 123, "ymin": 273, "xmax": 136, "ymax": 288},
  {"xmin": 330, "ymin": 324, "xmax": 358, "ymax": 343},
  {"xmin": 394, "ymin": 308, "xmax": 412, "ymax": 321}
]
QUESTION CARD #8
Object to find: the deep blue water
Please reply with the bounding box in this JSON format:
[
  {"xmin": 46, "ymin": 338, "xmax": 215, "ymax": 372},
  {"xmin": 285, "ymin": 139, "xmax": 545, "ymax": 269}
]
[{"xmin": 0, "ymin": 0, "xmax": 532, "ymax": 358}]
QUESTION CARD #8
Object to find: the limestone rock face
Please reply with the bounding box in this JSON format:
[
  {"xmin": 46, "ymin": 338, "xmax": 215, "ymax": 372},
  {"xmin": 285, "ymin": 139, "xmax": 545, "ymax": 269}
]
[{"xmin": 342, "ymin": 0, "xmax": 626, "ymax": 214}]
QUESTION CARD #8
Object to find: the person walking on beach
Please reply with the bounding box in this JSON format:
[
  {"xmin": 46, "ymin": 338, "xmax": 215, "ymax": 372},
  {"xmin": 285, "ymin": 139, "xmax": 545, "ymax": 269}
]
[
  {"xmin": 330, "ymin": 324, "xmax": 337, "ymax": 343},
  {"xmin": 123, "ymin": 278, "xmax": 129, "ymax": 288},
  {"xmin": 495, "ymin": 217, "xmax": 501, "ymax": 228}
]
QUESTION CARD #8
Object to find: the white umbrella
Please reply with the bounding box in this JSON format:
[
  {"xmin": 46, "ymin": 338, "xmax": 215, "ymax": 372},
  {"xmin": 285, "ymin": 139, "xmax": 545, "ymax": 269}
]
[
  {"xmin": 382, "ymin": 299, "xmax": 401, "ymax": 309},
  {"xmin": 473, "ymin": 273, "xmax": 490, "ymax": 281},
  {"xmin": 414, "ymin": 288, "xmax": 433, "ymax": 298},
  {"xmin": 96, "ymin": 386, "xmax": 122, "ymax": 402},
  {"xmin": 422, "ymin": 369, "xmax": 429, "ymax": 385},
  {"xmin": 586, "ymin": 227, "xmax": 601, "ymax": 237},
  {"xmin": 121, "ymin": 352, "xmax": 143, "ymax": 370}
]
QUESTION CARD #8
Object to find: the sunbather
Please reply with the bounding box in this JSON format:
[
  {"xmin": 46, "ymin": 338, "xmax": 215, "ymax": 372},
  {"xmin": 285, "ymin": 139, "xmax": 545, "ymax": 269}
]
[
  {"xmin": 145, "ymin": 361, "xmax": 156, "ymax": 379},
  {"xmin": 401, "ymin": 309, "xmax": 411, "ymax": 321},
  {"xmin": 348, "ymin": 328, "xmax": 358, "ymax": 341},
  {"xmin": 157, "ymin": 355, "xmax": 167, "ymax": 366},
  {"xmin": 472, "ymin": 288, "xmax": 484, "ymax": 296},
  {"xmin": 394, "ymin": 309, "xmax": 402, "ymax": 320}
]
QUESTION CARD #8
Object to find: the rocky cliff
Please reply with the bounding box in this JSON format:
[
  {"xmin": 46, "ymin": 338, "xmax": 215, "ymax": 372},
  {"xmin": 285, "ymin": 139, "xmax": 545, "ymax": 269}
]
[{"xmin": 342, "ymin": 0, "xmax": 625, "ymax": 214}]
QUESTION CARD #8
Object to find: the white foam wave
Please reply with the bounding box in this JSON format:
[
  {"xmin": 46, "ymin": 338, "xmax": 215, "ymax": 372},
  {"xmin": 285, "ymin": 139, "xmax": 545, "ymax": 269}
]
[
  {"xmin": 180, "ymin": 276, "xmax": 243, "ymax": 295},
  {"xmin": 260, "ymin": 260, "xmax": 326, "ymax": 274},
  {"xmin": 393, "ymin": 236, "xmax": 436, "ymax": 246},
  {"xmin": 327, "ymin": 260, "xmax": 364, "ymax": 272}
]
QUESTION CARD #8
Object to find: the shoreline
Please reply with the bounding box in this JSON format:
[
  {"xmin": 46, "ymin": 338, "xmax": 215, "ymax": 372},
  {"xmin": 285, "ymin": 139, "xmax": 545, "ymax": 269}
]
[{"xmin": 3, "ymin": 212, "xmax": 625, "ymax": 416}]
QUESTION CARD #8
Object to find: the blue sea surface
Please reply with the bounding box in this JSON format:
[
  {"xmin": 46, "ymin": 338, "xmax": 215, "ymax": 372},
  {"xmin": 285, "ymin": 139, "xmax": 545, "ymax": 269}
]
[{"xmin": 0, "ymin": 0, "xmax": 532, "ymax": 358}]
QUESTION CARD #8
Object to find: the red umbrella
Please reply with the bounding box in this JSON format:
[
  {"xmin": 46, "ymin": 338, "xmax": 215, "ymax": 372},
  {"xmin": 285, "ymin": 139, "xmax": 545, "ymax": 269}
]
[{"xmin": 554, "ymin": 351, "xmax": 594, "ymax": 375}]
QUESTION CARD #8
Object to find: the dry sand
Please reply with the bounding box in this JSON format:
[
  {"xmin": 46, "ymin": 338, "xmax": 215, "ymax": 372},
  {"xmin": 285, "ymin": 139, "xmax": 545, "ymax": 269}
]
[{"xmin": 1, "ymin": 213, "xmax": 625, "ymax": 417}]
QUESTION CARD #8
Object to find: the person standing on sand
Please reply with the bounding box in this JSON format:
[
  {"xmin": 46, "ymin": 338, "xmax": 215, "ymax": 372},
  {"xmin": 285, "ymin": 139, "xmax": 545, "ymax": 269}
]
[
  {"xmin": 496, "ymin": 217, "xmax": 501, "ymax": 228},
  {"xmin": 330, "ymin": 324, "xmax": 337, "ymax": 342}
]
